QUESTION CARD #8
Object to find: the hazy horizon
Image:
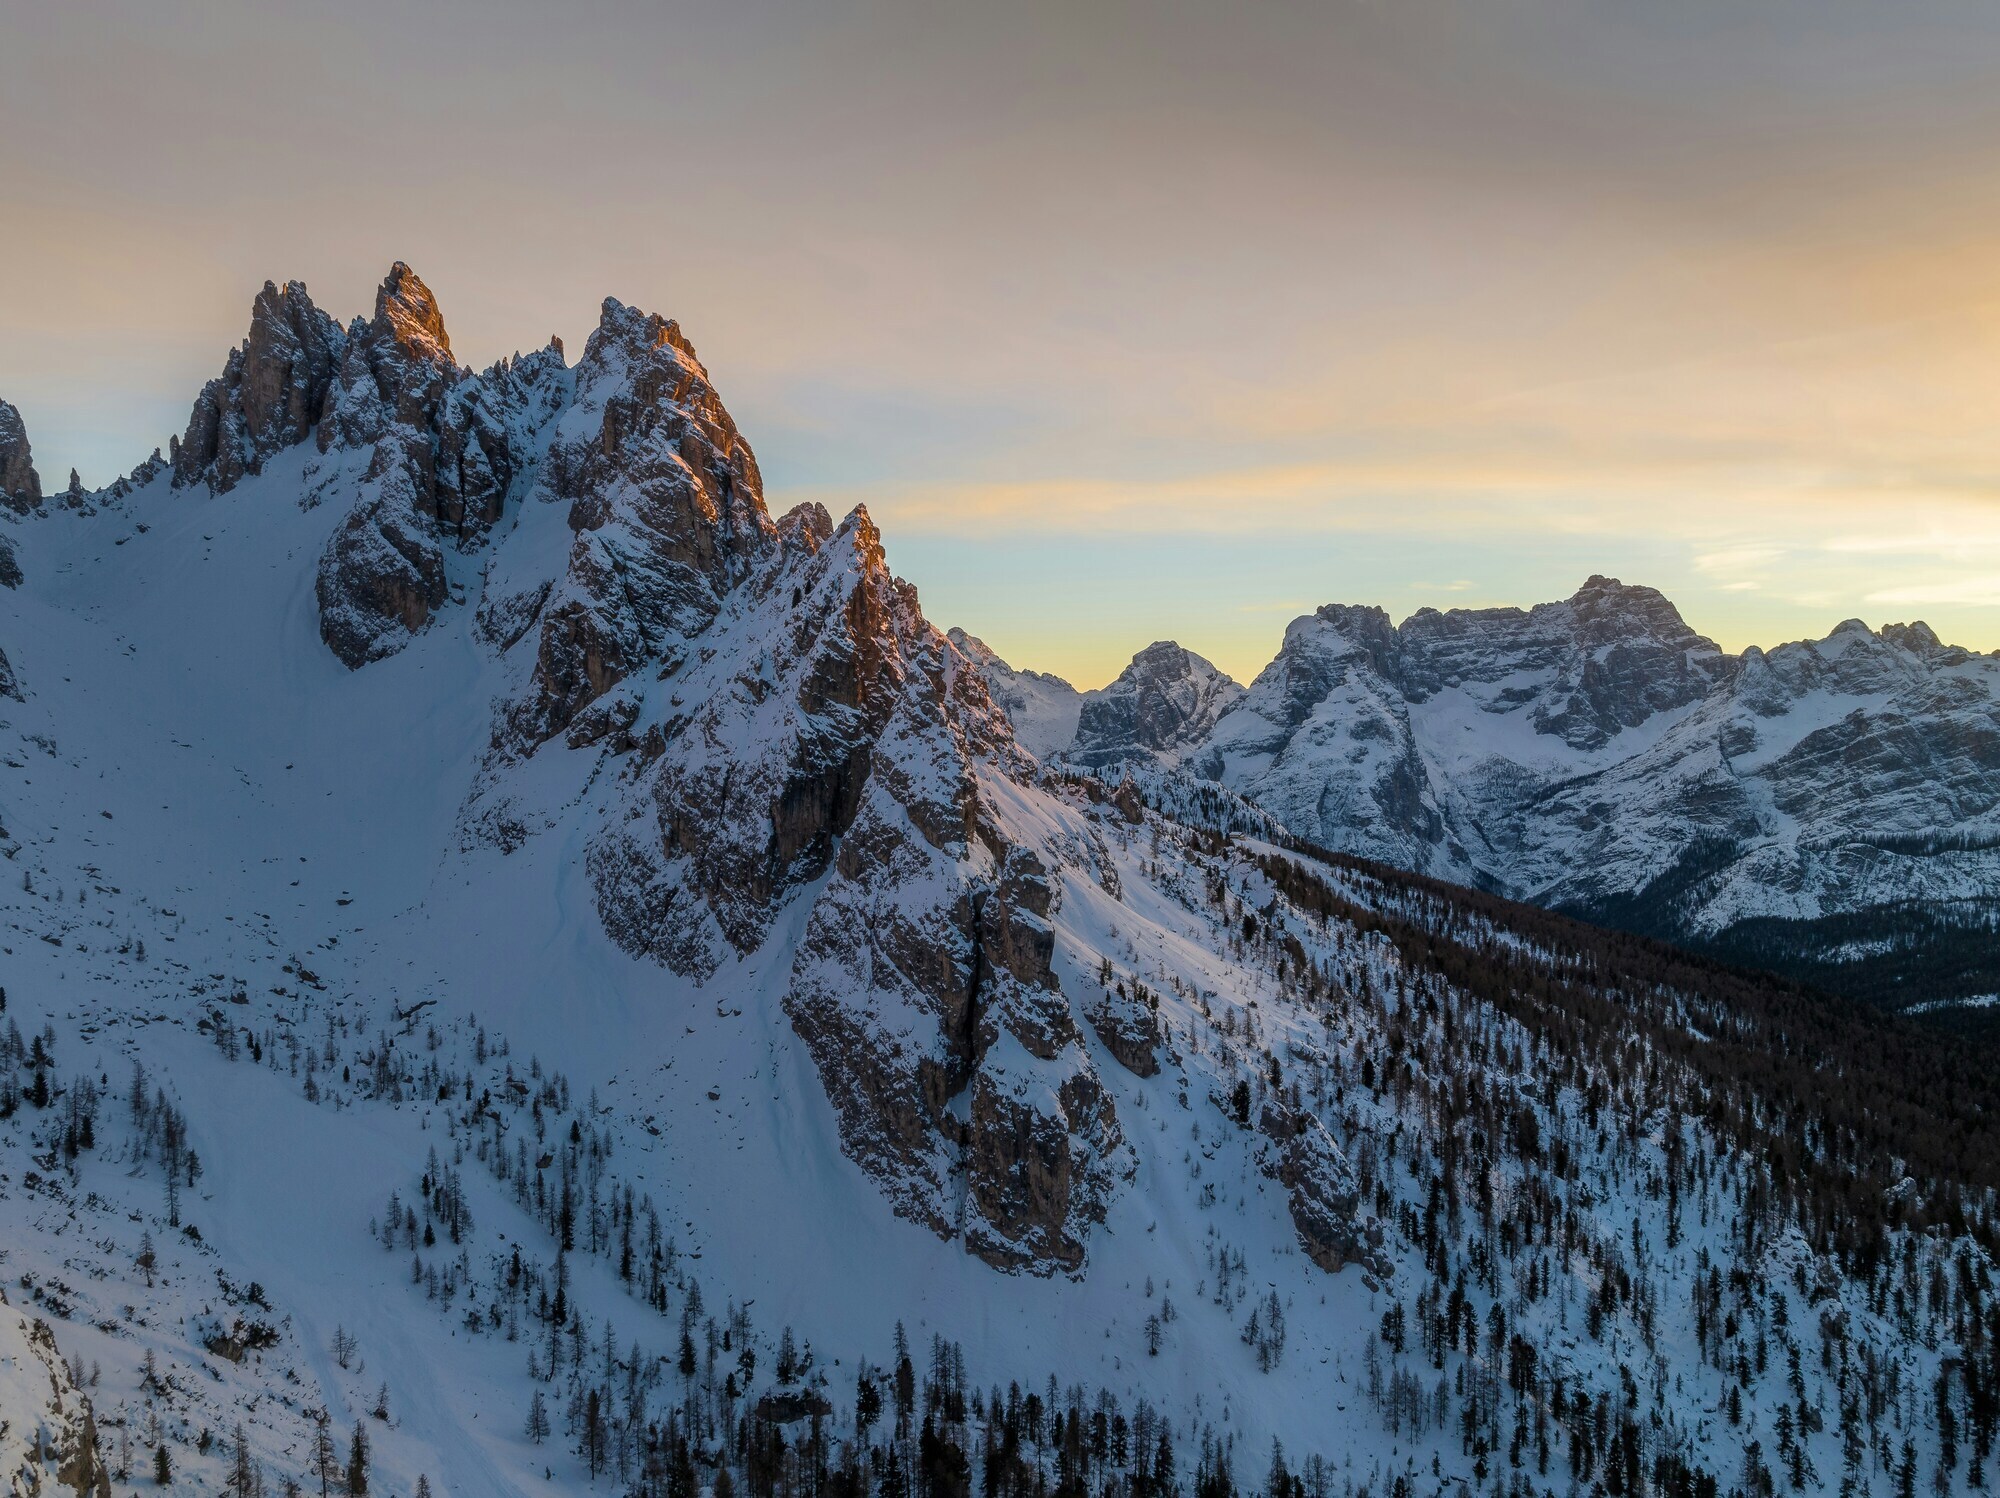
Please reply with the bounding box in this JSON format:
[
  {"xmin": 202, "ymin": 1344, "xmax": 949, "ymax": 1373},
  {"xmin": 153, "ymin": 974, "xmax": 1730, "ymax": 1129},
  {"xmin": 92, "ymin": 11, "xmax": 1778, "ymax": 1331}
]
[{"xmin": 11, "ymin": 1, "xmax": 2000, "ymax": 684}]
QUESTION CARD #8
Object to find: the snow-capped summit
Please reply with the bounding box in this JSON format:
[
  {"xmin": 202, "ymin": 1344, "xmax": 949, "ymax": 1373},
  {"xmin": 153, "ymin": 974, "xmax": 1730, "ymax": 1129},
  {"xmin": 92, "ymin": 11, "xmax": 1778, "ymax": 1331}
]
[{"xmin": 1069, "ymin": 640, "xmax": 1244, "ymax": 769}]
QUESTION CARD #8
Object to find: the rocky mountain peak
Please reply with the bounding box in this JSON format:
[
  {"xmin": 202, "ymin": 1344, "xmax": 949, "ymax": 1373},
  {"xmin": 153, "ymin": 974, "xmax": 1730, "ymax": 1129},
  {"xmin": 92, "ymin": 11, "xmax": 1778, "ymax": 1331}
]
[
  {"xmin": 1880, "ymin": 619, "xmax": 1949, "ymax": 658},
  {"xmin": 318, "ymin": 263, "xmax": 461, "ymax": 452},
  {"xmin": 1070, "ymin": 641, "xmax": 1244, "ymax": 768},
  {"xmin": 946, "ymin": 626, "xmax": 1002, "ymax": 670},
  {"xmin": 372, "ymin": 261, "xmax": 452, "ymax": 361},
  {"xmin": 1389, "ymin": 578, "xmax": 1726, "ymax": 751},
  {"xmin": 0, "ymin": 399, "xmax": 42, "ymax": 513},
  {"xmin": 497, "ymin": 297, "xmax": 774, "ymax": 747},
  {"xmin": 1564, "ymin": 573, "xmax": 1713, "ymax": 650},
  {"xmin": 1300, "ymin": 603, "xmax": 1403, "ymax": 683},
  {"xmin": 171, "ymin": 278, "xmax": 345, "ymax": 493}
]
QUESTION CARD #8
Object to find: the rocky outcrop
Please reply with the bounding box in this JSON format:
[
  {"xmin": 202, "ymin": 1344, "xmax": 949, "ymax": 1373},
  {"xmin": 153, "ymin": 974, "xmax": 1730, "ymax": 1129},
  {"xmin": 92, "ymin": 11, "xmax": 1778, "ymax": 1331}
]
[
  {"xmin": 1258, "ymin": 1100, "xmax": 1381, "ymax": 1277},
  {"xmin": 158, "ymin": 264, "xmax": 572, "ymax": 668},
  {"xmin": 172, "ymin": 279, "xmax": 345, "ymax": 492},
  {"xmin": 310, "ymin": 265, "xmax": 465, "ymax": 666},
  {"xmin": 786, "ymin": 763, "xmax": 1125, "ymax": 1275},
  {"xmin": 584, "ymin": 506, "xmax": 931, "ymax": 969},
  {"xmin": 308, "ymin": 265, "xmax": 570, "ymax": 667},
  {"xmin": 1085, "ymin": 981, "xmax": 1161, "ymax": 1077},
  {"xmin": 1070, "ymin": 642, "xmax": 1243, "ymax": 769},
  {"xmin": 433, "ymin": 311, "xmax": 1134, "ymax": 1272},
  {"xmin": 503, "ymin": 299, "xmax": 771, "ymax": 746},
  {"xmin": 0, "ymin": 401, "xmax": 40, "ymax": 513},
  {"xmin": 101, "ymin": 449, "xmax": 167, "ymax": 504},
  {"xmin": 0, "ymin": 1291, "xmax": 113, "ymax": 1497}
]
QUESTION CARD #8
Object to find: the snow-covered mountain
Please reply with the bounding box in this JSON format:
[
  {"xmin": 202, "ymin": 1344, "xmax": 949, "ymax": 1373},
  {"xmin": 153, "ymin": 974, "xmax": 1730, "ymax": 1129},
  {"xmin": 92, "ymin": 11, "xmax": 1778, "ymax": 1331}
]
[
  {"xmin": 938, "ymin": 638, "xmax": 1242, "ymax": 772},
  {"xmin": 1008, "ymin": 579, "xmax": 2000, "ymax": 1013},
  {"xmin": 0, "ymin": 266, "xmax": 1995, "ymax": 1497},
  {"xmin": 1069, "ymin": 643, "xmax": 1244, "ymax": 771},
  {"xmin": 943, "ymin": 629, "xmax": 1082, "ymax": 760}
]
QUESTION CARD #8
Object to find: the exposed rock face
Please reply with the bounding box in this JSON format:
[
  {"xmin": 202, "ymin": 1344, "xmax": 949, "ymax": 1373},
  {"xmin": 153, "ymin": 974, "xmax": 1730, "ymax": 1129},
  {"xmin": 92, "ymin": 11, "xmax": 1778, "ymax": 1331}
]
[
  {"xmin": 160, "ymin": 264, "xmax": 571, "ymax": 668},
  {"xmin": 541, "ymin": 479, "xmax": 1127, "ymax": 1272},
  {"xmin": 1085, "ymin": 982, "xmax": 1161, "ymax": 1077},
  {"xmin": 0, "ymin": 534, "xmax": 20, "ymax": 590},
  {"xmin": 786, "ymin": 756, "xmax": 1126, "ymax": 1274},
  {"xmin": 1400, "ymin": 575, "xmax": 1728, "ymax": 751},
  {"xmin": 0, "ymin": 400, "xmax": 40, "ymax": 513},
  {"xmin": 309, "ymin": 266, "xmax": 570, "ymax": 667},
  {"xmin": 503, "ymin": 299, "xmax": 772, "ymax": 747},
  {"xmin": 441, "ymin": 301, "xmax": 1131, "ymax": 1272},
  {"xmin": 1070, "ymin": 641, "xmax": 1243, "ymax": 769},
  {"xmin": 310, "ymin": 264, "xmax": 467, "ymax": 666},
  {"xmin": 947, "ymin": 628, "xmax": 1082, "ymax": 759},
  {"xmin": 172, "ymin": 280, "xmax": 345, "ymax": 492},
  {"xmin": 583, "ymin": 506, "xmax": 922, "ymax": 970},
  {"xmin": 1257, "ymin": 1100, "xmax": 1379, "ymax": 1276},
  {"xmin": 0, "ymin": 1291, "xmax": 113, "ymax": 1497}
]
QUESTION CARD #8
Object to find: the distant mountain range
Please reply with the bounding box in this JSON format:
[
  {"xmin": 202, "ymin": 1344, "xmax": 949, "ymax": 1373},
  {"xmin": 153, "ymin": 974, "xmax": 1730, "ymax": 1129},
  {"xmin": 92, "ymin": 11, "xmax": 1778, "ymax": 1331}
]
[{"xmin": 954, "ymin": 579, "xmax": 2000, "ymax": 1015}]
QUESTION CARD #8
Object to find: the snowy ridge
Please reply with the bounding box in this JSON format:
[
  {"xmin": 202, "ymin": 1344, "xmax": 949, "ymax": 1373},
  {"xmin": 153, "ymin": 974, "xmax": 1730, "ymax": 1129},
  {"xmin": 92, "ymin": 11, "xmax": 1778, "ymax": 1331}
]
[{"xmin": 944, "ymin": 630, "xmax": 1082, "ymax": 760}]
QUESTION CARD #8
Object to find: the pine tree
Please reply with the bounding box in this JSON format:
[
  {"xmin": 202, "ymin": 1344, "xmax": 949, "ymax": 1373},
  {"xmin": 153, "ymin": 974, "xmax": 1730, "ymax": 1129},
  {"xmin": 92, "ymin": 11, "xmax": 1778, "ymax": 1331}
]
[
  {"xmin": 227, "ymin": 1423, "xmax": 259, "ymax": 1496},
  {"xmin": 312, "ymin": 1414, "xmax": 339, "ymax": 1498},
  {"xmin": 345, "ymin": 1421, "xmax": 368, "ymax": 1494},
  {"xmin": 525, "ymin": 1388, "xmax": 550, "ymax": 1444},
  {"xmin": 154, "ymin": 1442, "xmax": 173, "ymax": 1484}
]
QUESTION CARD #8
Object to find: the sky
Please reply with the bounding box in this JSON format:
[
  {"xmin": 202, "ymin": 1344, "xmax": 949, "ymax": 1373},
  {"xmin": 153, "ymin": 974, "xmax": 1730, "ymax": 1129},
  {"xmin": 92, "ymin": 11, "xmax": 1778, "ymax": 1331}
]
[{"xmin": 9, "ymin": 1, "xmax": 2000, "ymax": 687}]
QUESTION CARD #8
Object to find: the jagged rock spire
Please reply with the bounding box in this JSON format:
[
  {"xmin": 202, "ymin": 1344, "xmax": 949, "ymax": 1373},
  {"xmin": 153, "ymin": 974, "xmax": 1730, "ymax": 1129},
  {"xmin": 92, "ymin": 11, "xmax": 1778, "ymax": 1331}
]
[
  {"xmin": 173, "ymin": 279, "xmax": 345, "ymax": 492},
  {"xmin": 0, "ymin": 399, "xmax": 42, "ymax": 513},
  {"xmin": 313, "ymin": 263, "xmax": 573, "ymax": 667},
  {"xmin": 373, "ymin": 261, "xmax": 451, "ymax": 360},
  {"xmin": 503, "ymin": 295, "xmax": 774, "ymax": 745}
]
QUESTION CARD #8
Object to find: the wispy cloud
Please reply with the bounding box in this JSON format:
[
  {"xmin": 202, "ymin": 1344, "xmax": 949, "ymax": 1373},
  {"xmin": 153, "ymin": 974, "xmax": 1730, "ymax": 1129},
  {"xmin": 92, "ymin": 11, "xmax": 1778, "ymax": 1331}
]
[{"xmin": 1866, "ymin": 576, "xmax": 2000, "ymax": 607}]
